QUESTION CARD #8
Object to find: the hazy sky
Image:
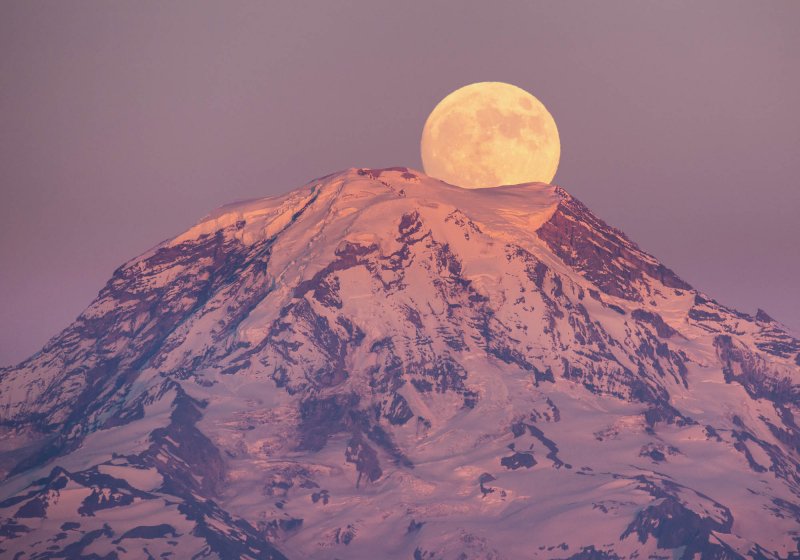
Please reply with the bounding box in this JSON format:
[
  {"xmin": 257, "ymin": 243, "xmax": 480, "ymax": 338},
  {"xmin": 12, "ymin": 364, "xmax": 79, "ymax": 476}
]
[{"xmin": 1, "ymin": 1, "xmax": 799, "ymax": 366}]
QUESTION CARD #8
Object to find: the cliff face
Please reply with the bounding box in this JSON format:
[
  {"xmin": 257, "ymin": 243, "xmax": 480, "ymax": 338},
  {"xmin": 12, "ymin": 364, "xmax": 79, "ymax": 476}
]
[{"xmin": 1, "ymin": 167, "xmax": 798, "ymax": 559}]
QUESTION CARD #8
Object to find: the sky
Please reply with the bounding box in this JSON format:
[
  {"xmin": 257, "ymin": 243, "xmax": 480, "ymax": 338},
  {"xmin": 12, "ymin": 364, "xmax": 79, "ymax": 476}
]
[{"xmin": 1, "ymin": 1, "xmax": 799, "ymax": 366}]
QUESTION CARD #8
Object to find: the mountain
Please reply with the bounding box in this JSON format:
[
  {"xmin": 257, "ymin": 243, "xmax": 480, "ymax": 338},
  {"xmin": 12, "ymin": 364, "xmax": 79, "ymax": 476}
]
[{"xmin": 1, "ymin": 167, "xmax": 798, "ymax": 559}]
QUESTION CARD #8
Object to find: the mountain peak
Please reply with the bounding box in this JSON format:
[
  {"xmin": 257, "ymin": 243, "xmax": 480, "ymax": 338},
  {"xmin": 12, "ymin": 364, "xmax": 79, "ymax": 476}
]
[
  {"xmin": 1, "ymin": 168, "xmax": 798, "ymax": 559},
  {"xmin": 170, "ymin": 166, "xmax": 560, "ymax": 248}
]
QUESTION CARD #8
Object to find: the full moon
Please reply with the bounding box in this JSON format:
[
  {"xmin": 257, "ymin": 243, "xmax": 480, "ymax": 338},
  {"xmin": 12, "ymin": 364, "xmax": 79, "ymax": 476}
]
[{"xmin": 421, "ymin": 82, "xmax": 560, "ymax": 189}]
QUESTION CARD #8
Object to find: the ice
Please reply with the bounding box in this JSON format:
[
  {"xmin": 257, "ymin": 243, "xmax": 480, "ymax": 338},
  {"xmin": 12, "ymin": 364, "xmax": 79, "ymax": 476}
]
[{"xmin": 1, "ymin": 167, "xmax": 797, "ymax": 559}]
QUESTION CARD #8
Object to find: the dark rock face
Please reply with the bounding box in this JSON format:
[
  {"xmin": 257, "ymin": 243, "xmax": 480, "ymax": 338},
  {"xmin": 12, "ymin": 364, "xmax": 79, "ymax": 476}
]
[
  {"xmin": 345, "ymin": 434, "xmax": 382, "ymax": 487},
  {"xmin": 334, "ymin": 524, "xmax": 356, "ymax": 545},
  {"xmin": 382, "ymin": 393, "xmax": 414, "ymax": 425},
  {"xmin": 115, "ymin": 524, "xmax": 177, "ymax": 541},
  {"xmin": 297, "ymin": 394, "xmax": 359, "ymax": 452},
  {"xmin": 630, "ymin": 309, "xmax": 678, "ymax": 339},
  {"xmin": 715, "ymin": 335, "xmax": 797, "ymax": 404},
  {"xmin": 620, "ymin": 497, "xmax": 739, "ymax": 559},
  {"xmin": 501, "ymin": 451, "xmax": 536, "ymax": 470},
  {"xmin": 537, "ymin": 188, "xmax": 691, "ymax": 302},
  {"xmin": 755, "ymin": 309, "xmax": 776, "ymax": 323},
  {"xmin": 525, "ymin": 423, "xmax": 572, "ymax": 469},
  {"xmin": 613, "ymin": 473, "xmax": 744, "ymax": 560},
  {"xmin": 478, "ymin": 473, "xmax": 497, "ymax": 497},
  {"xmin": 558, "ymin": 546, "xmax": 622, "ymax": 560},
  {"xmin": 141, "ymin": 382, "xmax": 225, "ymax": 496}
]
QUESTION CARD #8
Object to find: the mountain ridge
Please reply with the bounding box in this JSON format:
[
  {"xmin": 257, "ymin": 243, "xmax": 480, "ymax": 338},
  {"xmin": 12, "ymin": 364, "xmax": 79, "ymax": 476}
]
[{"xmin": 1, "ymin": 167, "xmax": 798, "ymax": 559}]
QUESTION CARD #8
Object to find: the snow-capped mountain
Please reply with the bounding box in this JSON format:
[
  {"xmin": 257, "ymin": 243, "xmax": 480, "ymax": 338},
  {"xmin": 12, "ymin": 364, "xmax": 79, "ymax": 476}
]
[{"xmin": 1, "ymin": 167, "xmax": 798, "ymax": 559}]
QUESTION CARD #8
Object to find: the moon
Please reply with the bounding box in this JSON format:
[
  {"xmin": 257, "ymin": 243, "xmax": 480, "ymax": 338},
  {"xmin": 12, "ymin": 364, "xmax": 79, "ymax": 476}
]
[{"xmin": 421, "ymin": 82, "xmax": 560, "ymax": 189}]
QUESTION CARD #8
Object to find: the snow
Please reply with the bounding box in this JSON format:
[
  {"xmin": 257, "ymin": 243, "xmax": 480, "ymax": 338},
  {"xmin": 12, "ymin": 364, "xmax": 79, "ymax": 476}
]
[{"xmin": 1, "ymin": 167, "xmax": 798, "ymax": 559}]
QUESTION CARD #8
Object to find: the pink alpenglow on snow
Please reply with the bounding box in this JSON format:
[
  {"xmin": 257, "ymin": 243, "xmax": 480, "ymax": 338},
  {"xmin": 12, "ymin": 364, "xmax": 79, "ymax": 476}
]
[{"xmin": 0, "ymin": 168, "xmax": 798, "ymax": 559}]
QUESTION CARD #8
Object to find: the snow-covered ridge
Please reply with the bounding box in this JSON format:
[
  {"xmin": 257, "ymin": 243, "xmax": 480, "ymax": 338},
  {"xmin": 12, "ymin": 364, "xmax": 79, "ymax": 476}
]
[
  {"xmin": 0, "ymin": 167, "xmax": 798, "ymax": 559},
  {"xmin": 169, "ymin": 167, "xmax": 558, "ymax": 245}
]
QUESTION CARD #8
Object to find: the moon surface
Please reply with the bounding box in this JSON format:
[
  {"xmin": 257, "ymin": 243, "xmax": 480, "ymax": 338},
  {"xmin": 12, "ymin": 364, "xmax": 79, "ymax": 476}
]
[{"xmin": 421, "ymin": 82, "xmax": 560, "ymax": 189}]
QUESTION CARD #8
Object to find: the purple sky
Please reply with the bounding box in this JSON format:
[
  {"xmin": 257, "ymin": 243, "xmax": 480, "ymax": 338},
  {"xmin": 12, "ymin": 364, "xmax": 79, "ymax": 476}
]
[{"xmin": 1, "ymin": 2, "xmax": 799, "ymax": 366}]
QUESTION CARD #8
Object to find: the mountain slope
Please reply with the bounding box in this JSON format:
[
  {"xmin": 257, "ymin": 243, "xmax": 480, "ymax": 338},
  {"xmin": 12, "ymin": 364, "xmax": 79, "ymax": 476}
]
[{"xmin": 1, "ymin": 167, "xmax": 798, "ymax": 559}]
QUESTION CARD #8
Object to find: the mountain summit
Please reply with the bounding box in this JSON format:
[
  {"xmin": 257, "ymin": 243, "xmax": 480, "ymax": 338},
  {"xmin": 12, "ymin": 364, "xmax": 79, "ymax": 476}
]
[{"xmin": 1, "ymin": 167, "xmax": 798, "ymax": 559}]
